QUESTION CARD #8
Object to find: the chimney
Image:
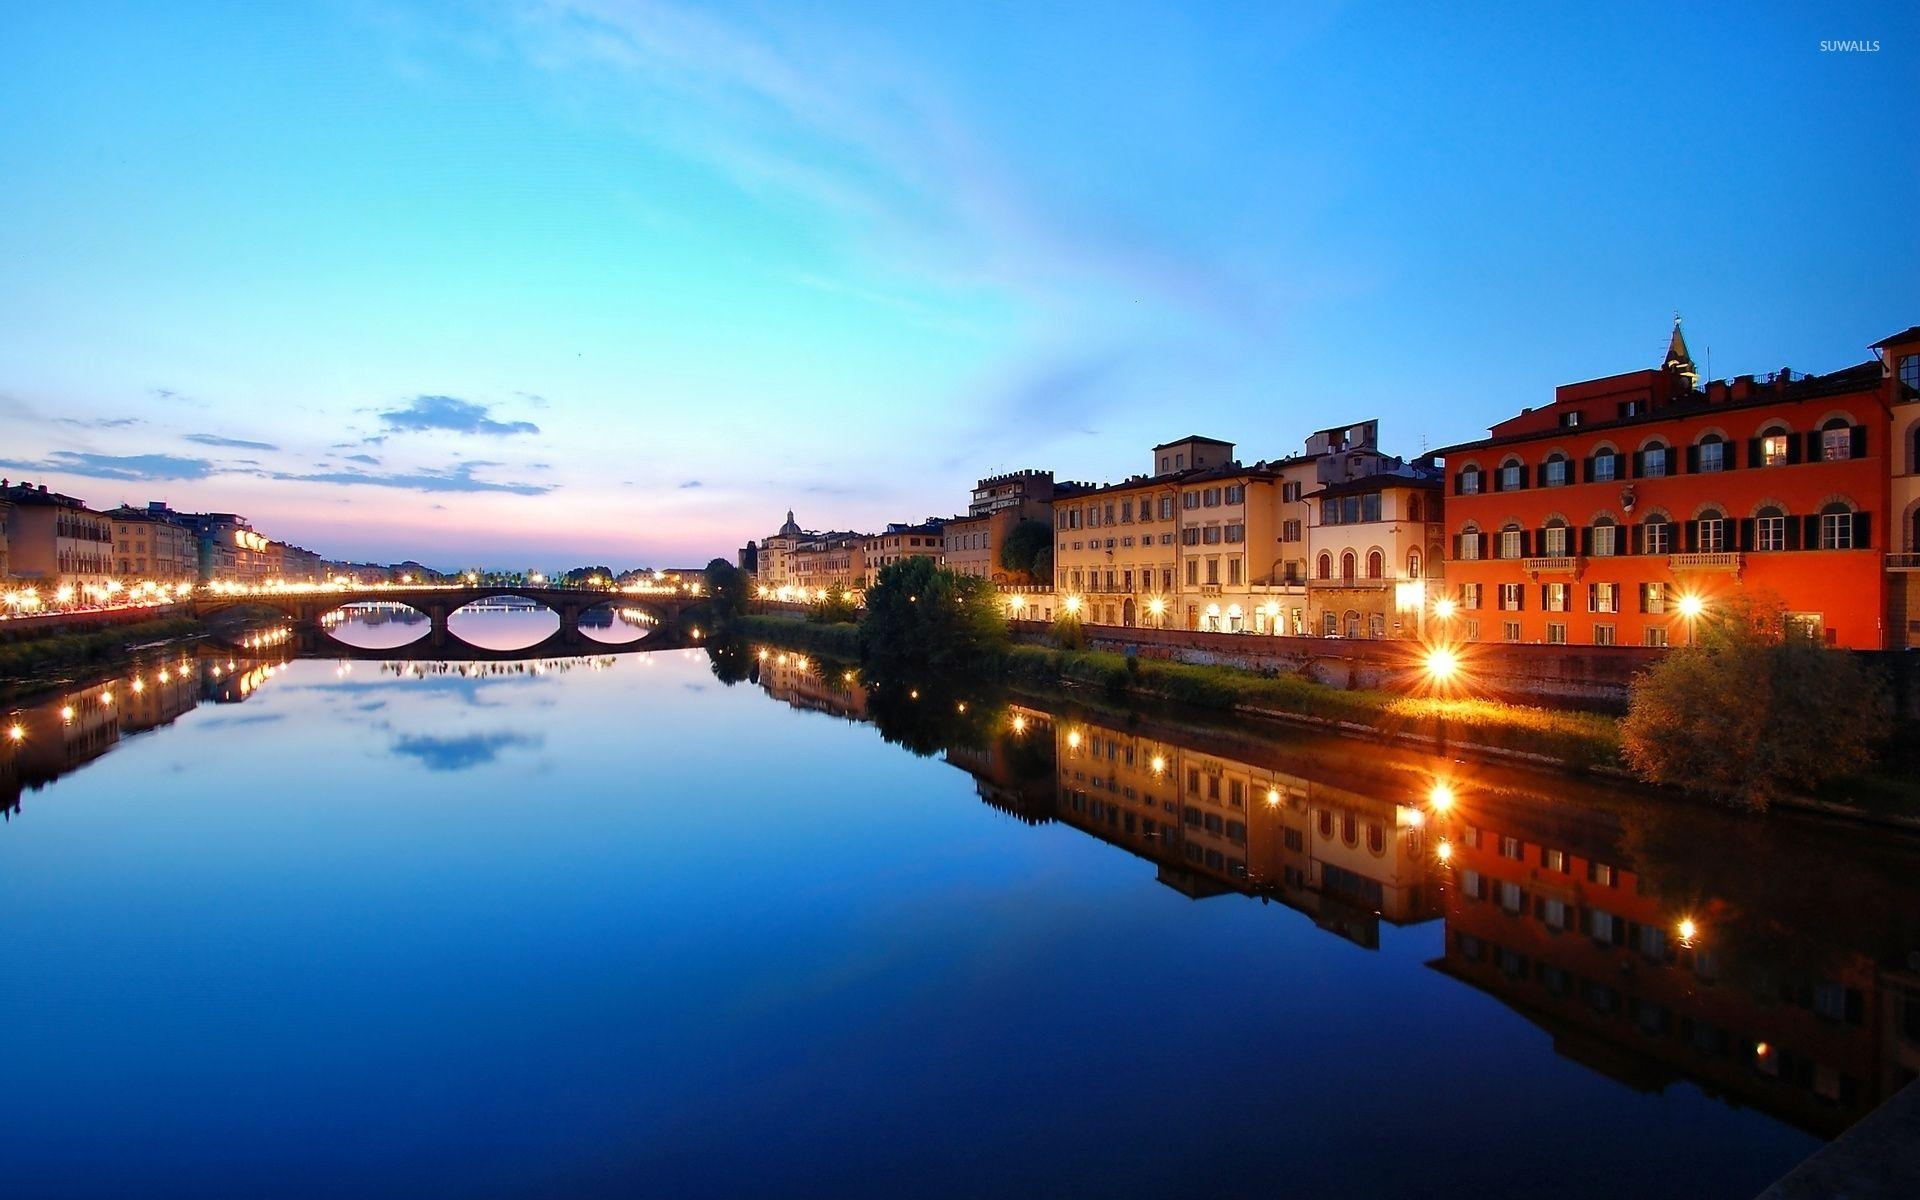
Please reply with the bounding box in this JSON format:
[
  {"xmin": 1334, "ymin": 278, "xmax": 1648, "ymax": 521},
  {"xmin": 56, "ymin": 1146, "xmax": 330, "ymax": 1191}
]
[{"xmin": 1731, "ymin": 375, "xmax": 1754, "ymax": 401}]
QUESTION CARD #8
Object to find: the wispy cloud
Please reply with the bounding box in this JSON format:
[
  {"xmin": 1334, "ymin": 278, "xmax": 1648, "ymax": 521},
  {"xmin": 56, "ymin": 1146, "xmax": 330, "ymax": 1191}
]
[
  {"xmin": 379, "ymin": 395, "xmax": 540, "ymax": 437},
  {"xmin": 266, "ymin": 459, "xmax": 554, "ymax": 496},
  {"xmin": 342, "ymin": 453, "xmax": 381, "ymax": 465},
  {"xmin": 389, "ymin": 730, "xmax": 543, "ymax": 771},
  {"xmin": 185, "ymin": 432, "xmax": 279, "ymax": 451},
  {"xmin": 57, "ymin": 416, "xmax": 144, "ymax": 429},
  {"xmin": 0, "ymin": 450, "xmax": 214, "ymax": 482},
  {"xmin": 678, "ymin": 479, "xmax": 703, "ymax": 489}
]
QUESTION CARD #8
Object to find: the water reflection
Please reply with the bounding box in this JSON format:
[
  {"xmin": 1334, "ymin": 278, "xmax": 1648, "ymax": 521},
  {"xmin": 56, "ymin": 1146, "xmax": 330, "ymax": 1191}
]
[{"xmin": 726, "ymin": 638, "xmax": 1920, "ymax": 1141}]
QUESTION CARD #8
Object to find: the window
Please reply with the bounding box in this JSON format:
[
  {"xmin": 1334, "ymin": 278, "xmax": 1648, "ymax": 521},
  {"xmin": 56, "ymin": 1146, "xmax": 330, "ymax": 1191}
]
[
  {"xmin": 1644, "ymin": 520, "xmax": 1671, "ymax": 554},
  {"xmin": 1460, "ymin": 467, "xmax": 1482, "ymax": 495},
  {"xmin": 1757, "ymin": 507, "xmax": 1787, "ymax": 551},
  {"xmin": 1463, "ymin": 618, "xmax": 1480, "ymax": 640},
  {"xmin": 1821, "ymin": 423, "xmax": 1852, "ymax": 461},
  {"xmin": 1593, "ymin": 623, "xmax": 1616, "ymax": 645},
  {"xmin": 1366, "ymin": 550, "xmax": 1384, "ymax": 579},
  {"xmin": 1181, "ymin": 527, "xmax": 1200, "ymax": 546},
  {"xmin": 1820, "ymin": 504, "xmax": 1854, "ymax": 549},
  {"xmin": 1544, "ymin": 582, "xmax": 1569, "ymax": 612},
  {"xmin": 1340, "ymin": 551, "xmax": 1357, "ymax": 580},
  {"xmin": 1498, "ymin": 583, "xmax": 1523, "ymax": 611},
  {"xmin": 1644, "ymin": 627, "xmax": 1668, "ymax": 647},
  {"xmin": 1542, "ymin": 454, "xmax": 1570, "ymax": 486},
  {"xmin": 1901, "ymin": 354, "xmax": 1920, "ymax": 393},
  {"xmin": 1591, "ymin": 521, "xmax": 1618, "ymax": 557},
  {"xmin": 1224, "ymin": 523, "xmax": 1245, "ymax": 543},
  {"xmin": 1158, "ymin": 497, "xmax": 1174, "ymax": 520},
  {"xmin": 1546, "ymin": 622, "xmax": 1567, "ymax": 644},
  {"xmin": 1202, "ymin": 525, "xmax": 1222, "ymax": 544},
  {"xmin": 1282, "ymin": 519, "xmax": 1301, "ymax": 542},
  {"xmin": 1640, "ymin": 582, "xmax": 1668, "ymax": 614},
  {"xmin": 1458, "ymin": 530, "xmax": 1481, "ymax": 560},
  {"xmin": 1498, "ymin": 525, "xmax": 1523, "ymax": 559},
  {"xmin": 1761, "ymin": 430, "xmax": 1791, "ymax": 466},
  {"xmin": 1641, "ymin": 443, "xmax": 1668, "ymax": 478},
  {"xmin": 1543, "ymin": 523, "xmax": 1570, "ymax": 556},
  {"xmin": 1592, "ymin": 452, "xmax": 1617, "ymax": 482},
  {"xmin": 1407, "ymin": 550, "xmax": 1422, "ymax": 579},
  {"xmin": 1697, "ymin": 513, "xmax": 1726, "ymax": 553},
  {"xmin": 1499, "ymin": 461, "xmax": 1524, "ymax": 490},
  {"xmin": 1203, "ymin": 487, "xmax": 1222, "ymax": 507},
  {"xmin": 1458, "ymin": 583, "xmax": 1482, "ymax": 610},
  {"xmin": 1560, "ymin": 410, "xmax": 1582, "ymax": 428},
  {"xmin": 1697, "ymin": 438, "xmax": 1725, "ymax": 472},
  {"xmin": 1502, "ymin": 620, "xmax": 1521, "ymax": 642},
  {"xmin": 1590, "ymin": 583, "xmax": 1618, "ymax": 614},
  {"xmin": 1283, "ymin": 481, "xmax": 1302, "ymax": 502},
  {"xmin": 1317, "ymin": 552, "xmax": 1332, "ymax": 580},
  {"xmin": 1224, "ymin": 484, "xmax": 1244, "ymax": 504},
  {"xmin": 1183, "ymin": 491, "xmax": 1200, "ymax": 510}
]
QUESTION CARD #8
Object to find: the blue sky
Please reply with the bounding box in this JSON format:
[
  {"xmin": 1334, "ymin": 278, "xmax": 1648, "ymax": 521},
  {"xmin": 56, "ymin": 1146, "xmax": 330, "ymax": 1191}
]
[{"xmin": 2, "ymin": 1, "xmax": 1913, "ymax": 569}]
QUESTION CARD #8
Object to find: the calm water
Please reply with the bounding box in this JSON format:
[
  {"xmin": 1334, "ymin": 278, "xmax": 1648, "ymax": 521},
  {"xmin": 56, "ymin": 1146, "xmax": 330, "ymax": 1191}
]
[{"xmin": 3, "ymin": 609, "xmax": 1917, "ymax": 1198}]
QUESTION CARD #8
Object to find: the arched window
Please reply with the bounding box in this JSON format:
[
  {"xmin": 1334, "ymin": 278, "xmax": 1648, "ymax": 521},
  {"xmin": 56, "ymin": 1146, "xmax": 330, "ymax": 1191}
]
[
  {"xmin": 1318, "ymin": 810, "xmax": 1333, "ymax": 838},
  {"xmin": 1542, "ymin": 517, "xmax": 1572, "ymax": 557},
  {"xmin": 1459, "ymin": 465, "xmax": 1483, "ymax": 495},
  {"xmin": 1590, "ymin": 515, "xmax": 1620, "ymax": 557},
  {"xmin": 1820, "ymin": 417, "xmax": 1857, "ymax": 462},
  {"xmin": 1498, "ymin": 522, "xmax": 1524, "ymax": 559},
  {"xmin": 1457, "ymin": 524, "xmax": 1482, "ymax": 561},
  {"xmin": 1367, "ymin": 824, "xmax": 1385, "ymax": 855},
  {"xmin": 1694, "ymin": 506, "xmax": 1728, "ymax": 553},
  {"xmin": 1542, "ymin": 451, "xmax": 1571, "ymax": 487},
  {"xmin": 1819, "ymin": 501, "xmax": 1858, "ymax": 550},
  {"xmin": 1642, "ymin": 512, "xmax": 1674, "ymax": 555},
  {"xmin": 1340, "ymin": 551, "xmax": 1357, "ymax": 581},
  {"xmin": 1758, "ymin": 423, "xmax": 1794, "ymax": 467},
  {"xmin": 1317, "ymin": 552, "xmax": 1333, "ymax": 580},
  {"xmin": 1755, "ymin": 505, "xmax": 1789, "ymax": 552},
  {"xmin": 1497, "ymin": 456, "xmax": 1526, "ymax": 492},
  {"xmin": 1638, "ymin": 439, "xmax": 1672, "ymax": 478},
  {"xmin": 1407, "ymin": 549, "xmax": 1423, "ymax": 579},
  {"xmin": 1341, "ymin": 813, "xmax": 1357, "ymax": 845},
  {"xmin": 1366, "ymin": 549, "xmax": 1384, "ymax": 579},
  {"xmin": 1692, "ymin": 432, "xmax": 1727, "ymax": 473},
  {"xmin": 1590, "ymin": 443, "xmax": 1621, "ymax": 482}
]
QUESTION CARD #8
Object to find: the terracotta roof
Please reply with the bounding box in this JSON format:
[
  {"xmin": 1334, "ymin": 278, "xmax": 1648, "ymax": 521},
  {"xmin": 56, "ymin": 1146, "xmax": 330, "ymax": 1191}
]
[
  {"xmin": 1871, "ymin": 326, "xmax": 1920, "ymax": 349},
  {"xmin": 1151, "ymin": 434, "xmax": 1234, "ymax": 451}
]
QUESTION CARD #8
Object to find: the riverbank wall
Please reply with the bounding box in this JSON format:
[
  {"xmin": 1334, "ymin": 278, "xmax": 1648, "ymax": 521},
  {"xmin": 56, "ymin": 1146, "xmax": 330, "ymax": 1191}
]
[{"xmin": 0, "ymin": 602, "xmax": 193, "ymax": 644}]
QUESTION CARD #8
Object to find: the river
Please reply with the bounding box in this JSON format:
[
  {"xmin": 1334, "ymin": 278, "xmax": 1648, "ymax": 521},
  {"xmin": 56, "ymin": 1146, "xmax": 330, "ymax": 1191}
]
[{"xmin": 1, "ymin": 607, "xmax": 1915, "ymax": 1198}]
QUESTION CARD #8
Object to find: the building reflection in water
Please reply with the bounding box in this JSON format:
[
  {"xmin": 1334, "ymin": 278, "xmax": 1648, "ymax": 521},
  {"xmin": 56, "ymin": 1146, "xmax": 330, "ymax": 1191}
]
[{"xmin": 740, "ymin": 642, "xmax": 1920, "ymax": 1142}]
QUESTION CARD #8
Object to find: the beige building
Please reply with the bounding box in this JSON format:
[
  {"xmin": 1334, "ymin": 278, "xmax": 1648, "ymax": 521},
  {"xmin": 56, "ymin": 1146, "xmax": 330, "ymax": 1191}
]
[
  {"xmin": 1884, "ymin": 328, "xmax": 1920, "ymax": 647},
  {"xmin": 106, "ymin": 505, "xmax": 198, "ymax": 583},
  {"xmin": 1305, "ymin": 472, "xmax": 1447, "ymax": 639},
  {"xmin": 863, "ymin": 521, "xmax": 943, "ymax": 588},
  {"xmin": 1, "ymin": 480, "xmax": 113, "ymax": 587},
  {"xmin": 755, "ymin": 510, "xmax": 807, "ymax": 591},
  {"xmin": 789, "ymin": 531, "xmax": 867, "ymax": 595}
]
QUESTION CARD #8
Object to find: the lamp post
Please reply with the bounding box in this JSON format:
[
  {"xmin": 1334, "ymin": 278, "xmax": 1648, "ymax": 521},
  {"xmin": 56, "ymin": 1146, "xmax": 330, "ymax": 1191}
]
[{"xmin": 1677, "ymin": 592, "xmax": 1705, "ymax": 646}]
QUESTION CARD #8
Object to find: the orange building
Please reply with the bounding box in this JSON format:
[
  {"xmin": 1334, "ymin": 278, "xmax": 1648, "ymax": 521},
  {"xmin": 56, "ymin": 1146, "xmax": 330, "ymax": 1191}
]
[{"xmin": 1437, "ymin": 322, "xmax": 1906, "ymax": 649}]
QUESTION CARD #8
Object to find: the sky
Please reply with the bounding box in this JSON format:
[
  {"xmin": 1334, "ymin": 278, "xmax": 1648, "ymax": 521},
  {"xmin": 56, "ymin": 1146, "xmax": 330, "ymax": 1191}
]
[{"xmin": 1, "ymin": 1, "xmax": 1914, "ymax": 570}]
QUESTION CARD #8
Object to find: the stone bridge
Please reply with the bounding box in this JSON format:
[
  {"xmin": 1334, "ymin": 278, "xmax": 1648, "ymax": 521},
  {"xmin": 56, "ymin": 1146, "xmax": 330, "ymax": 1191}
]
[{"xmin": 194, "ymin": 584, "xmax": 703, "ymax": 655}]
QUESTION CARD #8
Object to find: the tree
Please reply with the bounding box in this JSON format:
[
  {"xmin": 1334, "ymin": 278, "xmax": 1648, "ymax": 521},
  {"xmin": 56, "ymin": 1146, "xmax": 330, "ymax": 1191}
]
[
  {"xmin": 859, "ymin": 556, "xmax": 1008, "ymax": 678},
  {"xmin": 560, "ymin": 565, "xmax": 615, "ymax": 586},
  {"xmin": 1619, "ymin": 594, "xmax": 1891, "ymax": 810},
  {"xmin": 704, "ymin": 558, "xmax": 752, "ymax": 620},
  {"xmin": 999, "ymin": 519, "xmax": 1053, "ymax": 583}
]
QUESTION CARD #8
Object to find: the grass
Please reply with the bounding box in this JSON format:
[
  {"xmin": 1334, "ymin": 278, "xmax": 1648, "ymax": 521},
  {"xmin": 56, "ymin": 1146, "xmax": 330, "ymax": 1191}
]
[
  {"xmin": 0, "ymin": 616, "xmax": 206, "ymax": 689},
  {"xmin": 732, "ymin": 611, "xmax": 1622, "ymax": 770}
]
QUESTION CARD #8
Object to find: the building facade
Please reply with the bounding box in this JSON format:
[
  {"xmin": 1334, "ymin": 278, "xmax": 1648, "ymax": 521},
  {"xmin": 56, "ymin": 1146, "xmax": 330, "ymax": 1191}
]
[
  {"xmin": 1, "ymin": 480, "xmax": 113, "ymax": 587},
  {"xmin": 106, "ymin": 504, "xmax": 199, "ymax": 583},
  {"xmin": 1438, "ymin": 323, "xmax": 1897, "ymax": 649},
  {"xmin": 1306, "ymin": 472, "xmax": 1446, "ymax": 639},
  {"xmin": 1882, "ymin": 327, "xmax": 1920, "ymax": 647},
  {"xmin": 862, "ymin": 521, "xmax": 943, "ymax": 588},
  {"xmin": 788, "ymin": 531, "xmax": 867, "ymax": 595}
]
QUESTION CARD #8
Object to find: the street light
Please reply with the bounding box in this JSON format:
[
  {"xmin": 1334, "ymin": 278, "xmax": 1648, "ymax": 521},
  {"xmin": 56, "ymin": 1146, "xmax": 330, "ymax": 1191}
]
[{"xmin": 1677, "ymin": 592, "xmax": 1705, "ymax": 644}]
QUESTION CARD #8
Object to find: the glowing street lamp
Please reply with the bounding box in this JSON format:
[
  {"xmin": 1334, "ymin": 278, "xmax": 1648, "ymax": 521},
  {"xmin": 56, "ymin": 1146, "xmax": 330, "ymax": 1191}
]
[
  {"xmin": 1433, "ymin": 596, "xmax": 1457, "ymax": 622},
  {"xmin": 1677, "ymin": 592, "xmax": 1706, "ymax": 645},
  {"xmin": 1425, "ymin": 647, "xmax": 1459, "ymax": 683},
  {"xmin": 1429, "ymin": 782, "xmax": 1454, "ymax": 811}
]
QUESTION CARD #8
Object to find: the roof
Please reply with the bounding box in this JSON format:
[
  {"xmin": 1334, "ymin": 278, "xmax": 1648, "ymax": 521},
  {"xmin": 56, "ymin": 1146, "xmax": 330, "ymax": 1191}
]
[
  {"xmin": 1433, "ymin": 360, "xmax": 1884, "ymax": 457},
  {"xmin": 1, "ymin": 481, "xmax": 91, "ymax": 509},
  {"xmin": 1306, "ymin": 472, "xmax": 1443, "ymax": 500},
  {"xmin": 1871, "ymin": 326, "xmax": 1920, "ymax": 350},
  {"xmin": 1151, "ymin": 434, "xmax": 1234, "ymax": 451}
]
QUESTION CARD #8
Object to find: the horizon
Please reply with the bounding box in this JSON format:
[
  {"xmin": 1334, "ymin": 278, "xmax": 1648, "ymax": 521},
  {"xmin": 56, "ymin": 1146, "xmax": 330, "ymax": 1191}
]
[{"xmin": 3, "ymin": 2, "xmax": 1913, "ymax": 568}]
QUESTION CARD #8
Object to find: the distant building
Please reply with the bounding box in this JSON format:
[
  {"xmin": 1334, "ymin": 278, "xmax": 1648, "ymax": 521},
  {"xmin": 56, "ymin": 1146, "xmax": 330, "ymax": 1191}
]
[
  {"xmin": 863, "ymin": 521, "xmax": 943, "ymax": 588},
  {"xmin": 1, "ymin": 479, "xmax": 113, "ymax": 587},
  {"xmin": 789, "ymin": 530, "xmax": 867, "ymax": 595},
  {"xmin": 104, "ymin": 503, "xmax": 198, "ymax": 583},
  {"xmin": 944, "ymin": 469, "xmax": 1085, "ymax": 584},
  {"xmin": 1437, "ymin": 321, "xmax": 1904, "ymax": 649},
  {"xmin": 756, "ymin": 510, "xmax": 807, "ymax": 590},
  {"xmin": 737, "ymin": 540, "xmax": 758, "ymax": 574}
]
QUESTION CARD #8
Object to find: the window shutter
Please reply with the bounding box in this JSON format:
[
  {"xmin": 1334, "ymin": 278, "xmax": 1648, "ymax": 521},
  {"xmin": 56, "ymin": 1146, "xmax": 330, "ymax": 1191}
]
[
  {"xmin": 1453, "ymin": 533, "xmax": 1463, "ymax": 558},
  {"xmin": 1582, "ymin": 456, "xmax": 1595, "ymax": 483},
  {"xmin": 1850, "ymin": 425, "xmax": 1868, "ymax": 458},
  {"xmin": 1519, "ymin": 464, "xmax": 1531, "ymax": 489},
  {"xmin": 1476, "ymin": 533, "xmax": 1488, "ymax": 559},
  {"xmin": 1519, "ymin": 530, "xmax": 1532, "ymax": 557},
  {"xmin": 1629, "ymin": 524, "xmax": 1644, "ymax": 555},
  {"xmin": 1685, "ymin": 445, "xmax": 1700, "ymax": 473},
  {"xmin": 1787, "ymin": 435, "xmax": 1803, "ymax": 465},
  {"xmin": 1784, "ymin": 517, "xmax": 1801, "ymax": 551},
  {"xmin": 1452, "ymin": 472, "xmax": 1463, "ymax": 494},
  {"xmin": 1492, "ymin": 470, "xmax": 1504, "ymax": 493},
  {"xmin": 1630, "ymin": 450, "xmax": 1643, "ymax": 478},
  {"xmin": 1738, "ymin": 518, "xmax": 1755, "ymax": 552},
  {"xmin": 1806, "ymin": 431, "xmax": 1824, "ymax": 462},
  {"xmin": 1637, "ymin": 585, "xmax": 1649, "ymax": 614},
  {"xmin": 1663, "ymin": 447, "xmax": 1678, "ymax": 476},
  {"xmin": 1613, "ymin": 452, "xmax": 1626, "ymax": 479},
  {"xmin": 1579, "ymin": 526, "xmax": 1593, "ymax": 555},
  {"xmin": 1747, "ymin": 436, "xmax": 1763, "ymax": 467},
  {"xmin": 1803, "ymin": 514, "xmax": 1821, "ymax": 548},
  {"xmin": 1587, "ymin": 584, "xmax": 1597, "ymax": 612},
  {"xmin": 1853, "ymin": 512, "xmax": 1871, "ymax": 548},
  {"xmin": 1725, "ymin": 440, "xmax": 1741, "ymax": 469},
  {"xmin": 1683, "ymin": 520, "xmax": 1699, "ymax": 552}
]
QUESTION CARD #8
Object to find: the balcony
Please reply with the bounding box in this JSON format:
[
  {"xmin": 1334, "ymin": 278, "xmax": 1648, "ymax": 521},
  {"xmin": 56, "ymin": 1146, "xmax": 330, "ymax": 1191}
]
[
  {"xmin": 1520, "ymin": 556, "xmax": 1582, "ymax": 576},
  {"xmin": 1668, "ymin": 552, "xmax": 1743, "ymax": 573},
  {"xmin": 1889, "ymin": 553, "xmax": 1920, "ymax": 570}
]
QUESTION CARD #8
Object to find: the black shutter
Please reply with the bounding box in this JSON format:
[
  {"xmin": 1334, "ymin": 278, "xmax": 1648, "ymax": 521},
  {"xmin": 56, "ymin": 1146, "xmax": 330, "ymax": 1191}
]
[
  {"xmin": 1630, "ymin": 524, "xmax": 1644, "ymax": 555},
  {"xmin": 1452, "ymin": 472, "xmax": 1463, "ymax": 495},
  {"xmin": 1492, "ymin": 469, "xmax": 1504, "ymax": 493},
  {"xmin": 1748, "ymin": 437, "xmax": 1763, "ymax": 468},
  {"xmin": 1851, "ymin": 425, "xmax": 1868, "ymax": 458},
  {"xmin": 1683, "ymin": 520, "xmax": 1699, "ymax": 552},
  {"xmin": 1637, "ymin": 585, "xmax": 1649, "ymax": 614},
  {"xmin": 1582, "ymin": 456, "xmax": 1595, "ymax": 483},
  {"xmin": 1477, "ymin": 533, "xmax": 1488, "ymax": 559},
  {"xmin": 1784, "ymin": 516, "xmax": 1801, "ymax": 551},
  {"xmin": 1853, "ymin": 512, "xmax": 1871, "ymax": 548},
  {"xmin": 1803, "ymin": 514, "xmax": 1821, "ymax": 549},
  {"xmin": 1806, "ymin": 431, "xmax": 1824, "ymax": 463},
  {"xmin": 1519, "ymin": 464, "xmax": 1531, "ymax": 489},
  {"xmin": 1738, "ymin": 518, "xmax": 1755, "ymax": 552},
  {"xmin": 1685, "ymin": 445, "xmax": 1700, "ymax": 473},
  {"xmin": 1630, "ymin": 450, "xmax": 1643, "ymax": 478},
  {"xmin": 1787, "ymin": 435, "xmax": 1803, "ymax": 465},
  {"xmin": 1725, "ymin": 440, "xmax": 1741, "ymax": 469},
  {"xmin": 1453, "ymin": 533, "xmax": 1463, "ymax": 559},
  {"xmin": 1519, "ymin": 530, "xmax": 1532, "ymax": 557},
  {"xmin": 1663, "ymin": 447, "xmax": 1678, "ymax": 476},
  {"xmin": 1579, "ymin": 526, "xmax": 1593, "ymax": 555}
]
